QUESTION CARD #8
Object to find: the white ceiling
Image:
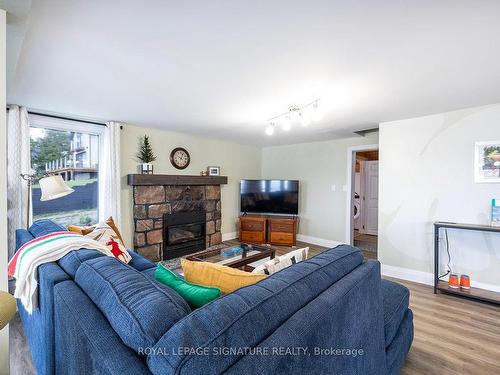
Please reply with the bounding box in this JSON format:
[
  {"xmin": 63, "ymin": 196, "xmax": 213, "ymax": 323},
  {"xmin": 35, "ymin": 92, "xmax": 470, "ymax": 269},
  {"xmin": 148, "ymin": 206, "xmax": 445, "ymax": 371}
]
[{"xmin": 4, "ymin": 0, "xmax": 500, "ymax": 146}]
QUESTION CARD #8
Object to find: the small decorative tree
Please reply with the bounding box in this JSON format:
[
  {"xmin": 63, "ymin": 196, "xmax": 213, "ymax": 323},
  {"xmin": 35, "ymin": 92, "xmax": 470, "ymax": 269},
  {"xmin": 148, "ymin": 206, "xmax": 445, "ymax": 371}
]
[{"xmin": 137, "ymin": 135, "xmax": 156, "ymax": 174}]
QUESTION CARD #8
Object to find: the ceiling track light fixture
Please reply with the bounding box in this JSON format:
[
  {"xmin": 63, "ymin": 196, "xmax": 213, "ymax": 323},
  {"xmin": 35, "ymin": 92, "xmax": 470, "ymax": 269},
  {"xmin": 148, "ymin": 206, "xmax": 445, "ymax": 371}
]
[
  {"xmin": 265, "ymin": 99, "xmax": 322, "ymax": 136},
  {"xmin": 265, "ymin": 121, "xmax": 275, "ymax": 135}
]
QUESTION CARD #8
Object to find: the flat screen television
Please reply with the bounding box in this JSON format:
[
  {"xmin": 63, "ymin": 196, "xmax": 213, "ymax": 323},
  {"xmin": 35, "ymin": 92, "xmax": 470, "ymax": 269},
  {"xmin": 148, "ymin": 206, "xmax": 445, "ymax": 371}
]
[{"xmin": 240, "ymin": 179, "xmax": 299, "ymax": 215}]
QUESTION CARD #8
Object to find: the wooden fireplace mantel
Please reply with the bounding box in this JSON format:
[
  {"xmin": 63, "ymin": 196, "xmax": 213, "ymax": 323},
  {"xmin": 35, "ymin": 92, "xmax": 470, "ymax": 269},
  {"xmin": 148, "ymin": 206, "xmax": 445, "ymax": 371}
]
[{"xmin": 127, "ymin": 174, "xmax": 228, "ymax": 186}]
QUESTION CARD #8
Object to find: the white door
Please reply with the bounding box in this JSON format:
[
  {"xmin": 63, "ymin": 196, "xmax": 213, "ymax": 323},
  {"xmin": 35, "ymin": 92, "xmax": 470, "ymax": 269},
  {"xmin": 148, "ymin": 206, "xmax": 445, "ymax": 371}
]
[{"xmin": 362, "ymin": 161, "xmax": 379, "ymax": 235}]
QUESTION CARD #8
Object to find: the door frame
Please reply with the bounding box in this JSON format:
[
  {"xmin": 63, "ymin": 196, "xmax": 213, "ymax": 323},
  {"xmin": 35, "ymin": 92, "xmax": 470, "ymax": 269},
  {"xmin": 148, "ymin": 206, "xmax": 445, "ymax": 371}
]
[
  {"xmin": 345, "ymin": 144, "xmax": 378, "ymax": 245},
  {"xmin": 359, "ymin": 159, "xmax": 366, "ymax": 234},
  {"xmin": 361, "ymin": 159, "xmax": 379, "ymax": 235}
]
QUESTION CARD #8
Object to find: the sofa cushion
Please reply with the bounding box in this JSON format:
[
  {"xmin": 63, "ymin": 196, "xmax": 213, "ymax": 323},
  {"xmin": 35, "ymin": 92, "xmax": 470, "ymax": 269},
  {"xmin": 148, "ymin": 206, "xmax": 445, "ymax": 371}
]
[
  {"xmin": 28, "ymin": 219, "xmax": 66, "ymax": 238},
  {"xmin": 75, "ymin": 256, "xmax": 191, "ymax": 352},
  {"xmin": 15, "ymin": 229, "xmax": 35, "ymax": 250},
  {"xmin": 58, "ymin": 249, "xmax": 104, "ymax": 278},
  {"xmin": 141, "ymin": 267, "xmax": 157, "ymax": 281},
  {"xmin": 128, "ymin": 250, "xmax": 156, "ymax": 271},
  {"xmin": 59, "ymin": 249, "xmax": 155, "ymax": 278},
  {"xmin": 147, "ymin": 245, "xmax": 363, "ymax": 373},
  {"xmin": 381, "ymin": 279, "xmax": 410, "ymax": 347}
]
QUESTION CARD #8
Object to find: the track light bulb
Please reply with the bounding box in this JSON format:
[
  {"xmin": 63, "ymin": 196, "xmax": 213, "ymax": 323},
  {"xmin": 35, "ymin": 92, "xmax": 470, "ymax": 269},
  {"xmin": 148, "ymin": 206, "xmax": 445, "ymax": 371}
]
[
  {"xmin": 282, "ymin": 115, "xmax": 292, "ymax": 131},
  {"xmin": 265, "ymin": 123, "xmax": 275, "ymax": 136},
  {"xmin": 300, "ymin": 111, "xmax": 311, "ymax": 127},
  {"xmin": 311, "ymin": 101, "xmax": 323, "ymax": 121}
]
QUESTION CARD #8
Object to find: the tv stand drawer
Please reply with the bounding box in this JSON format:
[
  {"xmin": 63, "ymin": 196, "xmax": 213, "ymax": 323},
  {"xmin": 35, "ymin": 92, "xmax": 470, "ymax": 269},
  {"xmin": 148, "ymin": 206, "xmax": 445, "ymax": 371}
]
[
  {"xmin": 268, "ymin": 217, "xmax": 298, "ymax": 246},
  {"xmin": 269, "ymin": 232, "xmax": 294, "ymax": 245},
  {"xmin": 270, "ymin": 220, "xmax": 294, "ymax": 233},
  {"xmin": 239, "ymin": 217, "xmax": 267, "ymax": 244},
  {"xmin": 241, "ymin": 220, "xmax": 265, "ymax": 232},
  {"xmin": 240, "ymin": 231, "xmax": 266, "ymax": 244}
]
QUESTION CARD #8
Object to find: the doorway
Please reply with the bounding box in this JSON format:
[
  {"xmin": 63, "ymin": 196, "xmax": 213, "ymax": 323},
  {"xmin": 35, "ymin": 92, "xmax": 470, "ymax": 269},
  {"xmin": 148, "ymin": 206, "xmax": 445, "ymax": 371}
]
[{"xmin": 346, "ymin": 145, "xmax": 379, "ymax": 259}]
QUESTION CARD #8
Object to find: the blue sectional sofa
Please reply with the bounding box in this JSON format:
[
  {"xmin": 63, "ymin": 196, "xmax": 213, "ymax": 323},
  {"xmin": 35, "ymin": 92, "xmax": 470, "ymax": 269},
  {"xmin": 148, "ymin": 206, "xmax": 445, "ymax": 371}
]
[{"xmin": 15, "ymin": 219, "xmax": 413, "ymax": 375}]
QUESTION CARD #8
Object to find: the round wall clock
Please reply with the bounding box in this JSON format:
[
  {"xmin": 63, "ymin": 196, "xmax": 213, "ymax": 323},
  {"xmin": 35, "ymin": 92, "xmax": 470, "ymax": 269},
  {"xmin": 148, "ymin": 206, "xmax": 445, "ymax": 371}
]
[{"xmin": 170, "ymin": 147, "xmax": 190, "ymax": 169}]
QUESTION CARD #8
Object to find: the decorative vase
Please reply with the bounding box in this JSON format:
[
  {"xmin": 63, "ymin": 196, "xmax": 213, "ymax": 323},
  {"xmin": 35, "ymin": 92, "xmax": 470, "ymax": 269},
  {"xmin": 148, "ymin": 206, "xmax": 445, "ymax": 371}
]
[{"xmin": 141, "ymin": 163, "xmax": 154, "ymax": 174}]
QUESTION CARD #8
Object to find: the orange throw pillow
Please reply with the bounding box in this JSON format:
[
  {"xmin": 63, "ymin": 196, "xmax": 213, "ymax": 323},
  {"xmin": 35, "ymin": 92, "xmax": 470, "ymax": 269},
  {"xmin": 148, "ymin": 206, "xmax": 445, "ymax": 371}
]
[
  {"xmin": 67, "ymin": 225, "xmax": 94, "ymax": 235},
  {"xmin": 181, "ymin": 259, "xmax": 267, "ymax": 294}
]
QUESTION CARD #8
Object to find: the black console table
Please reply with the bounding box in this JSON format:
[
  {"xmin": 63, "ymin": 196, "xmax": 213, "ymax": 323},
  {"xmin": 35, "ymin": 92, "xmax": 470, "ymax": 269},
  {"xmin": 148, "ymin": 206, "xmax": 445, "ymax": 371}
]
[{"xmin": 434, "ymin": 221, "xmax": 500, "ymax": 305}]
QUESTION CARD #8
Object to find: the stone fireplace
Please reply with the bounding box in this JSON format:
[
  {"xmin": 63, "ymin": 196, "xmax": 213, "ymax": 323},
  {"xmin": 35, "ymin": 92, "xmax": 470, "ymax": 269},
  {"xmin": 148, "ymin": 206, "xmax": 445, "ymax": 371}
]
[{"xmin": 128, "ymin": 174, "xmax": 228, "ymax": 261}]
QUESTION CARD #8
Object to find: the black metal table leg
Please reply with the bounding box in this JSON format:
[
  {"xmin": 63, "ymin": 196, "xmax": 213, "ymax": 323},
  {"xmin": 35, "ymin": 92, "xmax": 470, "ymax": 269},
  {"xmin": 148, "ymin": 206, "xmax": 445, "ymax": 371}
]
[{"xmin": 434, "ymin": 224, "xmax": 439, "ymax": 294}]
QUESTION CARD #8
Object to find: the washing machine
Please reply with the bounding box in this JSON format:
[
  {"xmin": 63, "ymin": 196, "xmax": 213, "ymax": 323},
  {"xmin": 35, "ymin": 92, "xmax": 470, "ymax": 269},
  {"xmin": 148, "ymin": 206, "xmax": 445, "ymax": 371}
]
[{"xmin": 353, "ymin": 192, "xmax": 361, "ymax": 229}]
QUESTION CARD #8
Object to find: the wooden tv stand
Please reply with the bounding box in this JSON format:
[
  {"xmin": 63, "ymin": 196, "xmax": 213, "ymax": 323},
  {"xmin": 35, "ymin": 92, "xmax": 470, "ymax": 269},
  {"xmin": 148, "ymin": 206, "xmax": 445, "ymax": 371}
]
[{"xmin": 239, "ymin": 215, "xmax": 299, "ymax": 246}]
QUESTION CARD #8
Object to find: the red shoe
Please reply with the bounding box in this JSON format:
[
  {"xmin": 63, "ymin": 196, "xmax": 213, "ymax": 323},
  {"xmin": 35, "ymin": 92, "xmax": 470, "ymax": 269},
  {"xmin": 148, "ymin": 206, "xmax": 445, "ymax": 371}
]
[
  {"xmin": 448, "ymin": 274, "xmax": 459, "ymax": 289},
  {"xmin": 460, "ymin": 274, "xmax": 470, "ymax": 290}
]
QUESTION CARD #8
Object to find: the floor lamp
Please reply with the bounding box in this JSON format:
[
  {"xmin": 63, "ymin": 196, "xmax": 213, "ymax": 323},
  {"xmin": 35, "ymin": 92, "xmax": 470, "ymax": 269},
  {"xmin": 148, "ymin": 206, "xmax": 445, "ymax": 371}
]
[
  {"xmin": 20, "ymin": 174, "xmax": 75, "ymax": 228},
  {"xmin": 2, "ymin": 175, "xmax": 73, "ymax": 328}
]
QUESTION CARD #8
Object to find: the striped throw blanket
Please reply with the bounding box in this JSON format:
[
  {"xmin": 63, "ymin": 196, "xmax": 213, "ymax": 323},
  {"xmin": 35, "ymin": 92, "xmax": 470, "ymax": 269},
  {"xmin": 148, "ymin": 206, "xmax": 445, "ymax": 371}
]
[{"xmin": 8, "ymin": 231, "xmax": 118, "ymax": 314}]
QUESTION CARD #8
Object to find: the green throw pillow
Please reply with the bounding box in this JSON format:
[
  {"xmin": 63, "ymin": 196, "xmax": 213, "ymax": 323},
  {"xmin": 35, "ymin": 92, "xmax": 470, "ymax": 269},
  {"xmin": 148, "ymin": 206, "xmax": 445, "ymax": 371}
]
[{"xmin": 155, "ymin": 263, "xmax": 221, "ymax": 308}]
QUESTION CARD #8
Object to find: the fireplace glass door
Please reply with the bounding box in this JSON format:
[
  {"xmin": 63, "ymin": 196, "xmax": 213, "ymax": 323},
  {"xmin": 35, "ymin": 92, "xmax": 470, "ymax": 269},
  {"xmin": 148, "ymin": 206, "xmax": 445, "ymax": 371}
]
[{"xmin": 167, "ymin": 223, "xmax": 204, "ymax": 245}]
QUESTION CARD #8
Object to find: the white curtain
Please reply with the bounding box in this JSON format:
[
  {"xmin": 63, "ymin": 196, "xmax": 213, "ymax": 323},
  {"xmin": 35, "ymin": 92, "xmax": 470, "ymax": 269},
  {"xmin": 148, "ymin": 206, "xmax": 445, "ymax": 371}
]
[
  {"xmin": 7, "ymin": 106, "xmax": 31, "ymax": 259},
  {"xmin": 99, "ymin": 121, "xmax": 122, "ymax": 224}
]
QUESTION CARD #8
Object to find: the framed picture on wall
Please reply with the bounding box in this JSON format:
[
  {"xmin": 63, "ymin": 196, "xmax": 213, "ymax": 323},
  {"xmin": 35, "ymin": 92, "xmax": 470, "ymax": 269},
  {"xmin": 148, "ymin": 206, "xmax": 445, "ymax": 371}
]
[{"xmin": 474, "ymin": 141, "xmax": 500, "ymax": 183}]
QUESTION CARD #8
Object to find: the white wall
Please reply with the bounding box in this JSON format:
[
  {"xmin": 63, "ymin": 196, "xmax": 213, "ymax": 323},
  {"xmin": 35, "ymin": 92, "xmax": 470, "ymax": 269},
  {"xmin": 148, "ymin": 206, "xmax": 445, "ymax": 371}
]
[
  {"xmin": 120, "ymin": 124, "xmax": 262, "ymax": 247},
  {"xmin": 261, "ymin": 132, "xmax": 379, "ymax": 245},
  {"xmin": 379, "ymin": 104, "xmax": 500, "ymax": 289},
  {"xmin": 0, "ymin": 9, "xmax": 9, "ymax": 374}
]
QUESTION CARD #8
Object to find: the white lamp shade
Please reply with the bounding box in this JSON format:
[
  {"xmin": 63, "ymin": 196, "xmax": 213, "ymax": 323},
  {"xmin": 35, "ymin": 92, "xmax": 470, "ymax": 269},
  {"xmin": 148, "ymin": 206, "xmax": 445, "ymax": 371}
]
[{"xmin": 39, "ymin": 175, "xmax": 74, "ymax": 201}]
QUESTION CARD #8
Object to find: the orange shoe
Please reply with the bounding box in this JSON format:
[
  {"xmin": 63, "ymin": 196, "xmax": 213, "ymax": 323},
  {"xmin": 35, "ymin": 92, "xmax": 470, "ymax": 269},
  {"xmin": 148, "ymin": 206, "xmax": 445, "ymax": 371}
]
[
  {"xmin": 448, "ymin": 274, "xmax": 459, "ymax": 289},
  {"xmin": 460, "ymin": 274, "xmax": 471, "ymax": 290}
]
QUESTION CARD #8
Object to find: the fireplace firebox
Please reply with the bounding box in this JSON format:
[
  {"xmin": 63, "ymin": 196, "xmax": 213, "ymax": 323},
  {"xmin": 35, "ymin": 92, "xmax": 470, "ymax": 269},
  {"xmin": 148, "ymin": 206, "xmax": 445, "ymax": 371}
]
[{"xmin": 163, "ymin": 211, "xmax": 206, "ymax": 259}]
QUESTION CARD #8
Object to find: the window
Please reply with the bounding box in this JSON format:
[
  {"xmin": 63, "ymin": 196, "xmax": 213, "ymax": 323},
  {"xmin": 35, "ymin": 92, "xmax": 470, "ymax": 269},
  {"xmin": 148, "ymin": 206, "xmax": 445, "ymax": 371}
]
[{"xmin": 29, "ymin": 115, "xmax": 104, "ymax": 227}]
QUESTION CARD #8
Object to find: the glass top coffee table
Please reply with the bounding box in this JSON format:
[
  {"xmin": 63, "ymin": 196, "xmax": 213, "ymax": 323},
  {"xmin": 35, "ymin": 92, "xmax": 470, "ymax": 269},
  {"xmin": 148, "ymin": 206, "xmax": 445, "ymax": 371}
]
[{"xmin": 186, "ymin": 243, "xmax": 276, "ymax": 272}]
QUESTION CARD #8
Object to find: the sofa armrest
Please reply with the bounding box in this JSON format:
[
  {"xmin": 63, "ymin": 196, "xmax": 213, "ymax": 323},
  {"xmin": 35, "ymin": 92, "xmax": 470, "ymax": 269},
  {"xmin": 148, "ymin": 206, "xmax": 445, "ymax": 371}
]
[
  {"xmin": 53, "ymin": 280, "xmax": 151, "ymax": 375},
  {"xmin": 226, "ymin": 261, "xmax": 387, "ymax": 375},
  {"xmin": 17, "ymin": 262, "xmax": 70, "ymax": 375}
]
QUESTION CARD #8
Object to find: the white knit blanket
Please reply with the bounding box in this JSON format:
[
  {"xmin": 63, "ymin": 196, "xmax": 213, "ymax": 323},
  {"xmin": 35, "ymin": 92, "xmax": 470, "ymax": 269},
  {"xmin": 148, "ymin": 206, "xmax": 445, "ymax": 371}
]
[{"xmin": 8, "ymin": 231, "xmax": 116, "ymax": 314}]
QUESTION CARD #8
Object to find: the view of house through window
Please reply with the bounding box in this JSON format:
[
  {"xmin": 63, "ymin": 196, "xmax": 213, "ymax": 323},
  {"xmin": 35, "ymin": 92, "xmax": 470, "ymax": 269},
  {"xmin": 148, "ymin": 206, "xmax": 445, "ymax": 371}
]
[{"xmin": 30, "ymin": 126, "xmax": 99, "ymax": 227}]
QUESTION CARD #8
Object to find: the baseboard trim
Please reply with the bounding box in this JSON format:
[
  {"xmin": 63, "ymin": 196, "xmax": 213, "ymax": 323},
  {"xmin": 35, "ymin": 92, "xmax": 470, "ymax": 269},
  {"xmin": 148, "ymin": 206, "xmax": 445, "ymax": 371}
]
[
  {"xmin": 381, "ymin": 264, "xmax": 500, "ymax": 292},
  {"xmin": 296, "ymin": 234, "xmax": 344, "ymax": 249},
  {"xmin": 222, "ymin": 232, "xmax": 238, "ymax": 241},
  {"xmin": 381, "ymin": 264, "xmax": 433, "ymax": 285},
  {"xmin": 473, "ymin": 280, "xmax": 500, "ymax": 293}
]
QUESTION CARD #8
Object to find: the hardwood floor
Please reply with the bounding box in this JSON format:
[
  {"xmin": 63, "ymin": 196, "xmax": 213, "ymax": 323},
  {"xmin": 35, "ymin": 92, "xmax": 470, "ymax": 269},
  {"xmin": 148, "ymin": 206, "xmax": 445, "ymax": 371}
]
[{"xmin": 396, "ymin": 278, "xmax": 500, "ymax": 375}]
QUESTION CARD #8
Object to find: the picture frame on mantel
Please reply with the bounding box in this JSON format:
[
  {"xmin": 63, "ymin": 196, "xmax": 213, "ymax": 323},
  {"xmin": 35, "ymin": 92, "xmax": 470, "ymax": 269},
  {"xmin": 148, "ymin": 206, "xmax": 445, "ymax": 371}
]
[
  {"xmin": 474, "ymin": 141, "xmax": 500, "ymax": 183},
  {"xmin": 207, "ymin": 166, "xmax": 220, "ymax": 176}
]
